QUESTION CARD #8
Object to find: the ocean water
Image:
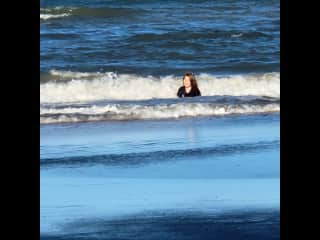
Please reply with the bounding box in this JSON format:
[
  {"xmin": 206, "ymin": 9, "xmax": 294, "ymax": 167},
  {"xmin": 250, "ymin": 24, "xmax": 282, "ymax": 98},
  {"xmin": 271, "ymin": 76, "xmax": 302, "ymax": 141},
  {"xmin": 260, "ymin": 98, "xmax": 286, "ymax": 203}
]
[
  {"xmin": 40, "ymin": 114, "xmax": 280, "ymax": 239},
  {"xmin": 40, "ymin": 0, "xmax": 279, "ymax": 124},
  {"xmin": 40, "ymin": 0, "xmax": 279, "ymax": 75},
  {"xmin": 40, "ymin": 0, "xmax": 280, "ymax": 239}
]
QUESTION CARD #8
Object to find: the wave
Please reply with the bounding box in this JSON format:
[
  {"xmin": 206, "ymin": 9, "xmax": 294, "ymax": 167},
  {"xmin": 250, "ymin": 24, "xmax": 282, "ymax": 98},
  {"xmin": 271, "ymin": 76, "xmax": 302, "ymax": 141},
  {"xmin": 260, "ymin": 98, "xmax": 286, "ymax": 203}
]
[
  {"xmin": 127, "ymin": 30, "xmax": 272, "ymax": 42},
  {"xmin": 40, "ymin": 71, "xmax": 280, "ymax": 104},
  {"xmin": 41, "ymin": 140, "xmax": 279, "ymax": 167},
  {"xmin": 40, "ymin": 13, "xmax": 70, "ymax": 20},
  {"xmin": 40, "ymin": 6, "xmax": 144, "ymax": 21},
  {"xmin": 40, "ymin": 33, "xmax": 81, "ymax": 39},
  {"xmin": 40, "ymin": 7, "xmax": 73, "ymax": 20},
  {"xmin": 40, "ymin": 99, "xmax": 279, "ymax": 124}
]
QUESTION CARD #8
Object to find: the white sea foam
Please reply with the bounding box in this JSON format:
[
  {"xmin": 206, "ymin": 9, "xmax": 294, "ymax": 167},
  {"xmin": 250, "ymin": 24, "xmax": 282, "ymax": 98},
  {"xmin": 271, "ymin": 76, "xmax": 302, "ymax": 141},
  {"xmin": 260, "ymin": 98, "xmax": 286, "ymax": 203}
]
[
  {"xmin": 40, "ymin": 71, "xmax": 280, "ymax": 104},
  {"xmin": 40, "ymin": 102, "xmax": 280, "ymax": 124},
  {"xmin": 231, "ymin": 33, "xmax": 243, "ymax": 38},
  {"xmin": 40, "ymin": 13, "xmax": 70, "ymax": 20}
]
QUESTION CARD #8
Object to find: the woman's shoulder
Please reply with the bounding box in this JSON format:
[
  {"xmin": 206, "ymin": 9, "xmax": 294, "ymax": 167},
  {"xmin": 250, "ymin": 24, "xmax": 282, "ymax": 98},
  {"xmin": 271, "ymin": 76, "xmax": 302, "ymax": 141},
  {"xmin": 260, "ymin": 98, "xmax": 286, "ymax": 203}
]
[
  {"xmin": 177, "ymin": 86, "xmax": 185, "ymax": 93},
  {"xmin": 177, "ymin": 86, "xmax": 185, "ymax": 97},
  {"xmin": 193, "ymin": 87, "xmax": 201, "ymax": 96}
]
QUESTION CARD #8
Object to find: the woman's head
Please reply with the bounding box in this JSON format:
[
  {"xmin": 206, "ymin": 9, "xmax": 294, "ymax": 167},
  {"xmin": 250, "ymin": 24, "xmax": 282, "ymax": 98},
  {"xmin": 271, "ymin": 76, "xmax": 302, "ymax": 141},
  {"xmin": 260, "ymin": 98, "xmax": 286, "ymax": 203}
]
[{"xmin": 183, "ymin": 72, "xmax": 198, "ymax": 89}]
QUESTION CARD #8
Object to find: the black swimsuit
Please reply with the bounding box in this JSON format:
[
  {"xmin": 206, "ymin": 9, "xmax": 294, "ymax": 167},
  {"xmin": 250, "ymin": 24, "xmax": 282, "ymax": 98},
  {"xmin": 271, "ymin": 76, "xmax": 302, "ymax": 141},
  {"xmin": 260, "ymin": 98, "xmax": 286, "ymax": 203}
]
[{"xmin": 177, "ymin": 86, "xmax": 201, "ymax": 98}]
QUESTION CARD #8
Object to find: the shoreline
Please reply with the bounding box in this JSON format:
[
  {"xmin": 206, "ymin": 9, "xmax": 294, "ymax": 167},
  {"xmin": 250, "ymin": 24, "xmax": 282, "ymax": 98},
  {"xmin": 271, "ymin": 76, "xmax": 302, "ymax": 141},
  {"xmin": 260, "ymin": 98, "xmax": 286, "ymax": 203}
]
[{"xmin": 41, "ymin": 209, "xmax": 279, "ymax": 240}]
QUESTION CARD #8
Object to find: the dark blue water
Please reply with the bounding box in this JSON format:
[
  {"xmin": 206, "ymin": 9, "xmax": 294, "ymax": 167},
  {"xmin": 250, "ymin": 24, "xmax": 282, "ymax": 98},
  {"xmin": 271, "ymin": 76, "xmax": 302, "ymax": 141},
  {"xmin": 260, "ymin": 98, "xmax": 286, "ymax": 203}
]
[
  {"xmin": 40, "ymin": 0, "xmax": 279, "ymax": 76},
  {"xmin": 40, "ymin": 210, "xmax": 279, "ymax": 240}
]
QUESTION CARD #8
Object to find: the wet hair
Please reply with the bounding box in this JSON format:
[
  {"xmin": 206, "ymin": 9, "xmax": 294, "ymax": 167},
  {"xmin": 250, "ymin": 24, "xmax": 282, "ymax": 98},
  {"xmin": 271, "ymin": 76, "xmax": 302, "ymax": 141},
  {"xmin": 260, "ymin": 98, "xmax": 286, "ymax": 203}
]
[{"xmin": 183, "ymin": 72, "xmax": 199, "ymax": 90}]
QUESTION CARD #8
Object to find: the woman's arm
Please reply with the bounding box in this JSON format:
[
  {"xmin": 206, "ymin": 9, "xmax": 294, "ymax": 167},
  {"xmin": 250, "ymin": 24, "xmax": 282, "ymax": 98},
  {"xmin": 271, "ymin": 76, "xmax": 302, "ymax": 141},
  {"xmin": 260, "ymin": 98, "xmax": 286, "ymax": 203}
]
[{"xmin": 177, "ymin": 87, "xmax": 184, "ymax": 97}]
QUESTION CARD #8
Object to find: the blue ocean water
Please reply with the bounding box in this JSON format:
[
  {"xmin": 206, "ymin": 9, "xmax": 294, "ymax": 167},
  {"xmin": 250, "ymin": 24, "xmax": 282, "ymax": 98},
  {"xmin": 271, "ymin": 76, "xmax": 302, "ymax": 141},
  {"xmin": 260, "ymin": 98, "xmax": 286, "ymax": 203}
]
[
  {"xmin": 40, "ymin": 0, "xmax": 279, "ymax": 124},
  {"xmin": 40, "ymin": 114, "xmax": 280, "ymax": 239},
  {"xmin": 40, "ymin": 0, "xmax": 280, "ymax": 239},
  {"xmin": 40, "ymin": 0, "xmax": 279, "ymax": 75}
]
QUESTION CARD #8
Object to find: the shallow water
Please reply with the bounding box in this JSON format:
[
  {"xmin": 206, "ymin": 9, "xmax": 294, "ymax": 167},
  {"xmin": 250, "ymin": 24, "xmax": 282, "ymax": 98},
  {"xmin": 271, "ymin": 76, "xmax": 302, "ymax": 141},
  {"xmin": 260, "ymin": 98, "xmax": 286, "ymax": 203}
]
[{"xmin": 41, "ymin": 114, "xmax": 279, "ymax": 237}]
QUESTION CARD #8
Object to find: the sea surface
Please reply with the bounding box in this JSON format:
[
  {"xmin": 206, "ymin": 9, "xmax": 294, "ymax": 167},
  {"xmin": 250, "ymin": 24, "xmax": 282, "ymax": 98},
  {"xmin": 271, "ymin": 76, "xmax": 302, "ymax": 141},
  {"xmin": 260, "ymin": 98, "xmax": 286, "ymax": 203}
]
[{"xmin": 40, "ymin": 0, "xmax": 280, "ymax": 239}]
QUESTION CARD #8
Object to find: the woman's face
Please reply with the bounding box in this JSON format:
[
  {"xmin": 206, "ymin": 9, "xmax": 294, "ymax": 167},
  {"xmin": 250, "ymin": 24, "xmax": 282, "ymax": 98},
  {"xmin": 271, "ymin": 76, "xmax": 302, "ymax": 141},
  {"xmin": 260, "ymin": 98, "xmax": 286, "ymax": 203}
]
[{"xmin": 183, "ymin": 76, "xmax": 191, "ymax": 88}]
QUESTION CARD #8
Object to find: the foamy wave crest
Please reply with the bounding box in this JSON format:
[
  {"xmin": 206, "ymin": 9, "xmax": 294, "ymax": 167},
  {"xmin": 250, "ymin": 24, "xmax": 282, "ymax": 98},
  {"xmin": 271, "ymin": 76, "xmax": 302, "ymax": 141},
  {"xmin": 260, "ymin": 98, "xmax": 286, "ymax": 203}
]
[
  {"xmin": 40, "ymin": 71, "xmax": 280, "ymax": 104},
  {"xmin": 40, "ymin": 13, "xmax": 71, "ymax": 20},
  {"xmin": 40, "ymin": 7, "xmax": 73, "ymax": 20},
  {"xmin": 49, "ymin": 69, "xmax": 108, "ymax": 79},
  {"xmin": 40, "ymin": 102, "xmax": 279, "ymax": 124},
  {"xmin": 40, "ymin": 6, "xmax": 143, "ymax": 21}
]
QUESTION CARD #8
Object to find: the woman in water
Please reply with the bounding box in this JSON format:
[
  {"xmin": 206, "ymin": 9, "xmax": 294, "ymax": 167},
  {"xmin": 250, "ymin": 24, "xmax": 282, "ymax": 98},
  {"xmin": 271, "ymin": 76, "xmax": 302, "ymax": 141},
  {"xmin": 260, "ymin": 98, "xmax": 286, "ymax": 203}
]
[{"xmin": 177, "ymin": 72, "xmax": 201, "ymax": 97}]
